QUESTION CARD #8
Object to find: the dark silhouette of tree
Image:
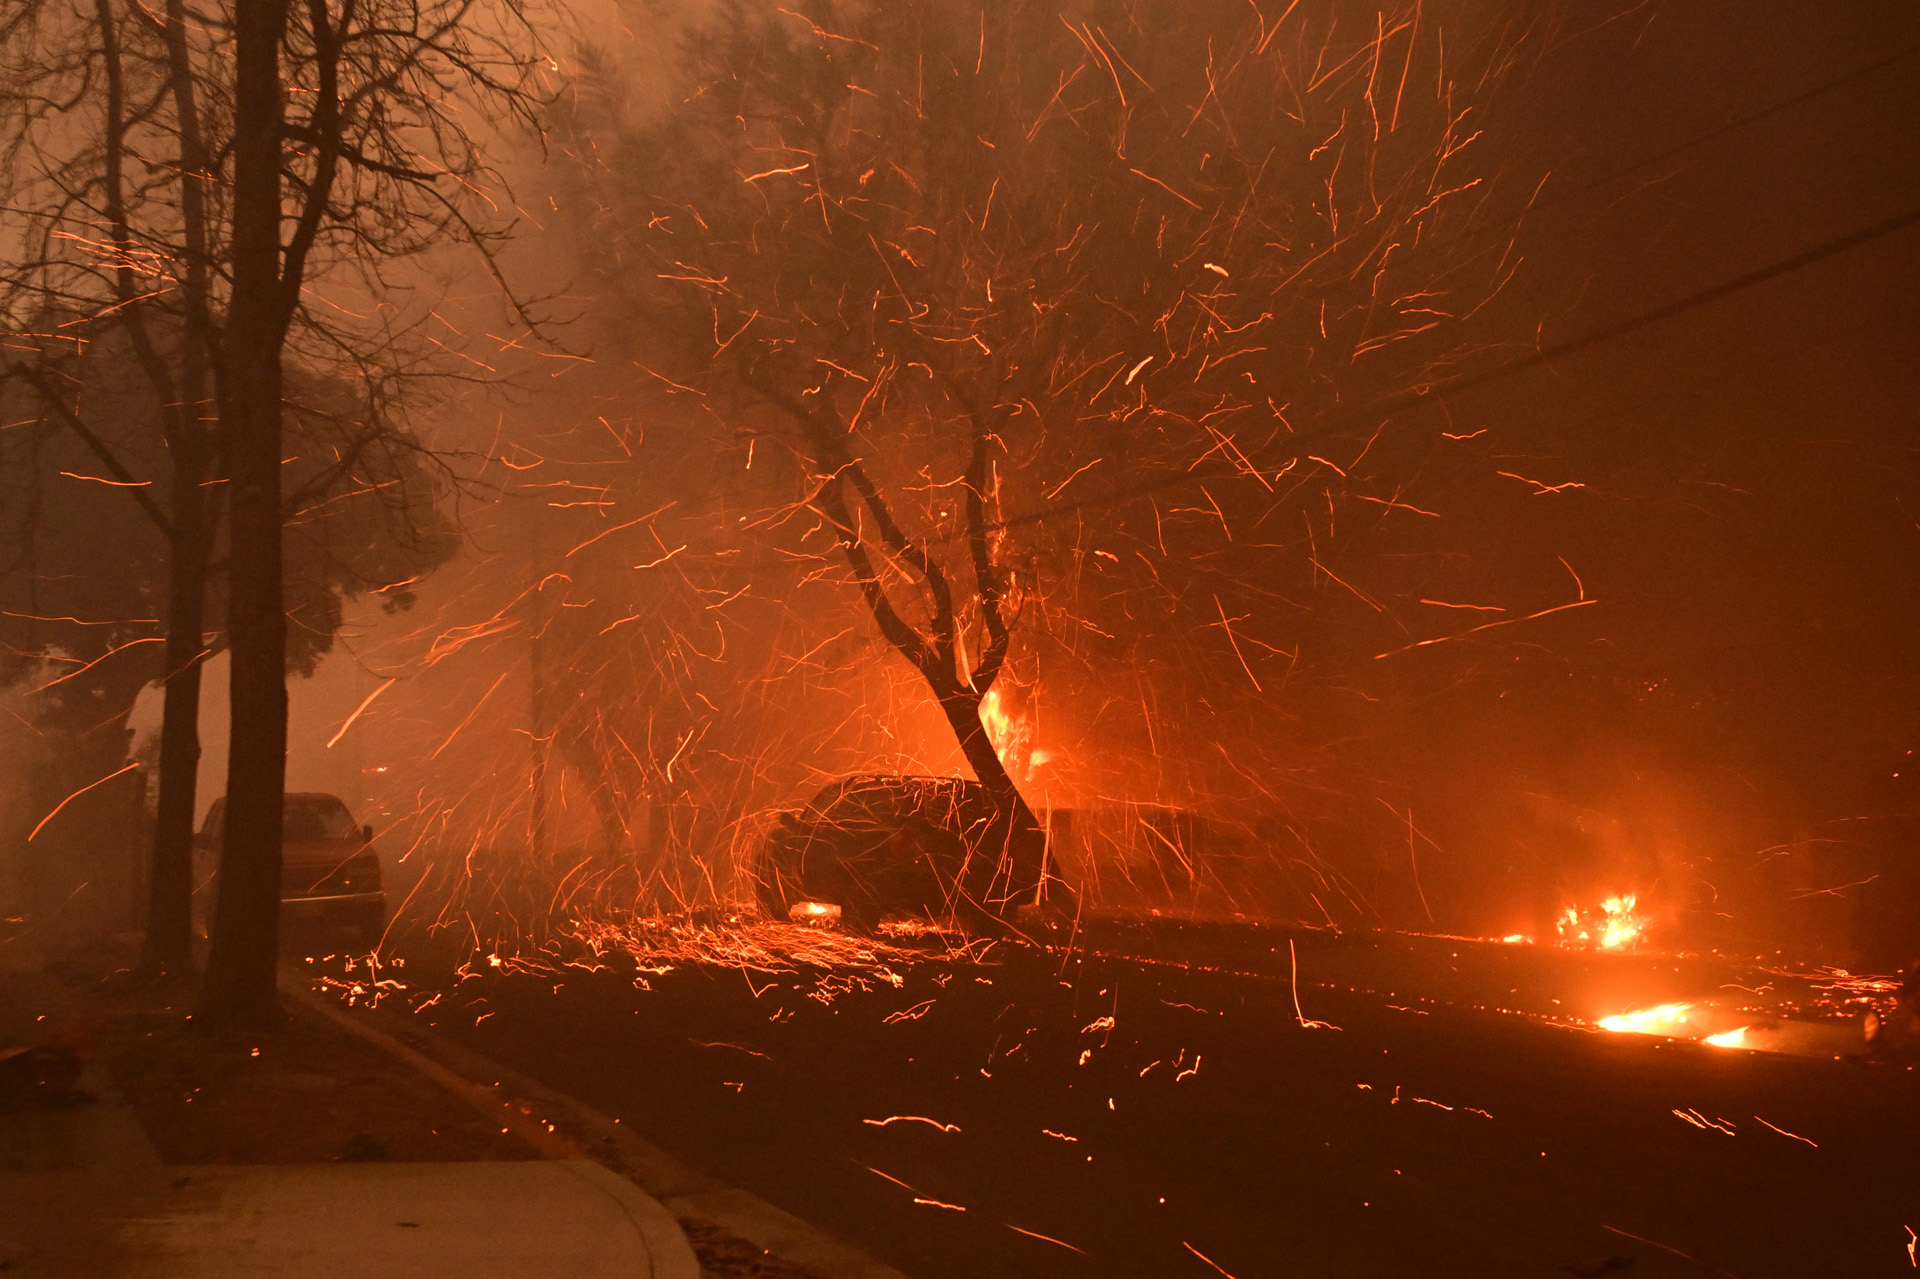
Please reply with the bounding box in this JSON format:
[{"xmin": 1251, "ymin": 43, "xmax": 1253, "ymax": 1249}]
[
  {"xmin": 0, "ymin": 328, "xmax": 458, "ymax": 948},
  {"xmin": 207, "ymin": 0, "xmax": 550, "ymax": 1024},
  {"xmin": 4, "ymin": 0, "xmax": 550, "ymax": 1021}
]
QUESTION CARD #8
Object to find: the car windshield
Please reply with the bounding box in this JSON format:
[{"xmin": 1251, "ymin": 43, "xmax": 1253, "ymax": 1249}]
[{"xmin": 284, "ymin": 795, "xmax": 359, "ymax": 841}]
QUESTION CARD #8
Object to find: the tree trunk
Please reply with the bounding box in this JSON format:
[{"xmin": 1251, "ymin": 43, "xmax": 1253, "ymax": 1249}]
[
  {"xmin": 935, "ymin": 687, "xmax": 1049, "ymax": 915},
  {"xmin": 140, "ymin": 480, "xmax": 210, "ymax": 974},
  {"xmin": 198, "ymin": 0, "xmax": 291, "ymax": 1026},
  {"xmin": 802, "ymin": 430, "xmax": 1059, "ymax": 920},
  {"xmin": 141, "ymin": 0, "xmax": 220, "ymax": 977}
]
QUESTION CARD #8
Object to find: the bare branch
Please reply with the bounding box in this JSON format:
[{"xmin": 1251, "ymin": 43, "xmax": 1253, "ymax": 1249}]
[{"xmin": 6, "ymin": 360, "xmax": 174, "ymax": 536}]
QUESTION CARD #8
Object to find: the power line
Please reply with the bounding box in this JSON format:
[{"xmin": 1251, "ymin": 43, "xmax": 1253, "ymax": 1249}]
[
  {"xmin": 995, "ymin": 201, "xmax": 1920, "ymax": 536},
  {"xmin": 1535, "ymin": 43, "xmax": 1920, "ymax": 210}
]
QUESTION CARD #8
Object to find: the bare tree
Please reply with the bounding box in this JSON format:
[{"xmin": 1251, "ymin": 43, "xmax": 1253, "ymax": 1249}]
[
  {"xmin": 2, "ymin": 0, "xmax": 228, "ymax": 972},
  {"xmin": 558, "ymin": 0, "xmax": 1544, "ymax": 921},
  {"xmin": 208, "ymin": 0, "xmax": 550, "ymax": 1023},
  {"xmin": 3, "ymin": 0, "xmax": 550, "ymax": 1020},
  {"xmin": 0, "ymin": 335, "xmax": 457, "ymax": 938}
]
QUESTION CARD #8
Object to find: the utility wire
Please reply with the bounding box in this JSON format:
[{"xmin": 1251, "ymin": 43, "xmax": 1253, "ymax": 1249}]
[
  {"xmin": 1534, "ymin": 43, "xmax": 1920, "ymax": 210},
  {"xmin": 995, "ymin": 201, "xmax": 1920, "ymax": 536}
]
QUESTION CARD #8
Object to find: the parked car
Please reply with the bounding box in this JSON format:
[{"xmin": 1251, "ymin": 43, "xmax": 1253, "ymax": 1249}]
[
  {"xmin": 193, "ymin": 792, "xmax": 387, "ymax": 949},
  {"xmin": 753, "ymin": 774, "xmax": 1061, "ymax": 932}
]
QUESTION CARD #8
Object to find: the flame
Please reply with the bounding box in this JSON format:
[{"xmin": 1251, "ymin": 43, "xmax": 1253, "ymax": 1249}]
[
  {"xmin": 1597, "ymin": 1001, "xmax": 1695, "ymax": 1035},
  {"xmin": 979, "ymin": 686, "xmax": 1034, "ymax": 779},
  {"xmin": 1557, "ymin": 893, "xmax": 1649, "ymax": 950},
  {"xmin": 1598, "ymin": 1003, "xmax": 1752, "ymax": 1048},
  {"xmin": 788, "ymin": 900, "xmax": 843, "ymax": 926},
  {"xmin": 1596, "ymin": 895, "xmax": 1645, "ymax": 949},
  {"xmin": 980, "ymin": 686, "xmax": 1014, "ymax": 749}
]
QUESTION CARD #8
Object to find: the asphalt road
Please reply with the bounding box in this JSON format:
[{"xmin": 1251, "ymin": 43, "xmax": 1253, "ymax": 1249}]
[{"xmin": 383, "ymin": 923, "xmax": 1920, "ymax": 1278}]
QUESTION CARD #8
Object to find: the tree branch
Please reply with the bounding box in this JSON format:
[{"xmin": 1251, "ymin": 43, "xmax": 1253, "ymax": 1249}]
[
  {"xmin": 961, "ymin": 401, "xmax": 1010, "ymax": 693},
  {"xmin": 7, "ymin": 362, "xmax": 174, "ymax": 537}
]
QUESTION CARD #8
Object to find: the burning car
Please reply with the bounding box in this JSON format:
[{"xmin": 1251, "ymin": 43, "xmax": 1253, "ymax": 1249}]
[
  {"xmin": 194, "ymin": 792, "xmax": 387, "ymax": 949},
  {"xmin": 752, "ymin": 775, "xmax": 1058, "ymax": 933}
]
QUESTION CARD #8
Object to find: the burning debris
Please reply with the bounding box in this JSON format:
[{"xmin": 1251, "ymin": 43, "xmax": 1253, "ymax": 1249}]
[
  {"xmin": 1595, "ymin": 1000, "xmax": 1758, "ymax": 1052},
  {"xmin": 1557, "ymin": 894, "xmax": 1650, "ymax": 952},
  {"xmin": 1596, "ymin": 1001, "xmax": 1696, "ymax": 1036}
]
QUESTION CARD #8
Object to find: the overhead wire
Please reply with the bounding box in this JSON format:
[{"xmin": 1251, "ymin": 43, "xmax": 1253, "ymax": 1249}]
[
  {"xmin": 1531, "ymin": 42, "xmax": 1920, "ymax": 209},
  {"xmin": 992, "ymin": 201, "xmax": 1920, "ymax": 536}
]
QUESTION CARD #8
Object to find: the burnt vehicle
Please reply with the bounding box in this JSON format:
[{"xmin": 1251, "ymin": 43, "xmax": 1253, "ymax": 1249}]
[
  {"xmin": 193, "ymin": 792, "xmax": 387, "ymax": 949},
  {"xmin": 753, "ymin": 775, "xmax": 1065, "ymax": 932}
]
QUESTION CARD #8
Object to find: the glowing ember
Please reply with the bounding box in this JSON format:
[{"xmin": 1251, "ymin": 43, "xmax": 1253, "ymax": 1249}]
[
  {"xmin": 1557, "ymin": 893, "xmax": 1649, "ymax": 950},
  {"xmin": 789, "ymin": 901, "xmax": 843, "ymax": 926},
  {"xmin": 1597, "ymin": 1002, "xmax": 1695, "ymax": 1035}
]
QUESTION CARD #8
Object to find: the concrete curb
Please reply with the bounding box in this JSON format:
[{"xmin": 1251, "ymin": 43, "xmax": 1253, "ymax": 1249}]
[
  {"xmin": 559, "ymin": 1159, "xmax": 706, "ymax": 1279},
  {"xmin": 286, "ymin": 981, "xmax": 913, "ymax": 1279},
  {"xmin": 281, "ymin": 978, "xmax": 702, "ymax": 1279}
]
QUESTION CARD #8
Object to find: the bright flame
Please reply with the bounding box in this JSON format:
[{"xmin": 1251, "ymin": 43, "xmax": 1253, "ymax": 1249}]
[
  {"xmin": 1598, "ymin": 1001, "xmax": 1695, "ymax": 1035},
  {"xmin": 1597, "ymin": 895, "xmax": 1644, "ymax": 948},
  {"xmin": 1703, "ymin": 1027, "xmax": 1751, "ymax": 1048},
  {"xmin": 1557, "ymin": 893, "xmax": 1649, "ymax": 950},
  {"xmin": 979, "ymin": 686, "xmax": 1034, "ymax": 779},
  {"xmin": 788, "ymin": 901, "xmax": 843, "ymax": 926}
]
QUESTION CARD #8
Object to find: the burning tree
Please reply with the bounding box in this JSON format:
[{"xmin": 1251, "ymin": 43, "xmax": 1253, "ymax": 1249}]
[{"xmin": 556, "ymin": 0, "xmax": 1547, "ymax": 922}]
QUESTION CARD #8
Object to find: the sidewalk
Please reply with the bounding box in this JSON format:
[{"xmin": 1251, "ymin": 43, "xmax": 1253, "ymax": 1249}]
[{"xmin": 0, "ymin": 943, "xmax": 698, "ymax": 1278}]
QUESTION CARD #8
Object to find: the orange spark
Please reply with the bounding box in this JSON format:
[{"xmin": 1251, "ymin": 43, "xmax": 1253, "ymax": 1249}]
[
  {"xmin": 28, "ymin": 637, "xmax": 163, "ymax": 694},
  {"xmin": 326, "ymin": 677, "xmax": 397, "ymax": 748},
  {"xmin": 1752, "ymin": 1116, "xmax": 1816, "ymax": 1146},
  {"xmin": 428, "ymin": 667, "xmax": 514, "ymax": 760},
  {"xmin": 863, "ymin": 1115, "xmax": 961, "ymax": 1133},
  {"xmin": 28, "ymin": 761, "xmax": 140, "ymax": 841},
  {"xmin": 1183, "ymin": 1241, "xmax": 1243, "ymax": 1278},
  {"xmin": 1006, "ymin": 1224, "xmax": 1085, "ymax": 1253}
]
